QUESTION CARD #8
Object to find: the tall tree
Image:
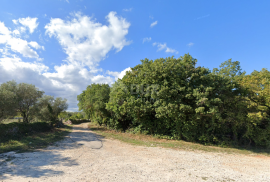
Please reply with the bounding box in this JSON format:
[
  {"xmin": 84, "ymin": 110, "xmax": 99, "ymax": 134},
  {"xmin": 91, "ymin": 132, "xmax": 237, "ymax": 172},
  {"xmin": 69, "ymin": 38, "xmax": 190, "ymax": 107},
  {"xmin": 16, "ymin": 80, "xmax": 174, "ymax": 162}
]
[
  {"xmin": 16, "ymin": 83, "xmax": 44, "ymax": 123},
  {"xmin": 212, "ymin": 59, "xmax": 246, "ymax": 81},
  {"xmin": 0, "ymin": 81, "xmax": 17, "ymax": 122},
  {"xmin": 77, "ymin": 84, "xmax": 110, "ymax": 125},
  {"xmin": 239, "ymin": 68, "xmax": 270, "ymax": 146},
  {"xmin": 34, "ymin": 95, "xmax": 68, "ymax": 123}
]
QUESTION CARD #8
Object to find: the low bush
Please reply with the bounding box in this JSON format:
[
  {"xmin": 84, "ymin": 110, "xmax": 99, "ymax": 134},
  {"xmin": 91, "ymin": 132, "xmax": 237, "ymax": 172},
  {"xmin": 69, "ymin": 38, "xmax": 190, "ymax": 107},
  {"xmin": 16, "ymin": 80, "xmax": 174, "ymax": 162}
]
[
  {"xmin": 67, "ymin": 119, "xmax": 90, "ymax": 125},
  {"xmin": 0, "ymin": 122, "xmax": 51, "ymax": 142}
]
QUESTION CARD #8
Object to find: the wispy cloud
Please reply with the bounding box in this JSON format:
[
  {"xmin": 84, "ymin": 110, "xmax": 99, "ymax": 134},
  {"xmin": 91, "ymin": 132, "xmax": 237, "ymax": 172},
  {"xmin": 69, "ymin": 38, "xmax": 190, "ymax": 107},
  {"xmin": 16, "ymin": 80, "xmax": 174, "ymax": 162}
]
[
  {"xmin": 12, "ymin": 17, "xmax": 39, "ymax": 34},
  {"xmin": 143, "ymin": 37, "xmax": 151, "ymax": 43},
  {"xmin": 187, "ymin": 42, "xmax": 194, "ymax": 47},
  {"xmin": 149, "ymin": 15, "xmax": 154, "ymax": 19},
  {"xmin": 66, "ymin": 0, "xmax": 69, "ymax": 3},
  {"xmin": 153, "ymin": 42, "xmax": 178, "ymax": 54},
  {"xmin": 165, "ymin": 47, "xmax": 178, "ymax": 54},
  {"xmin": 123, "ymin": 8, "xmax": 132, "ymax": 12},
  {"xmin": 195, "ymin": 14, "xmax": 210, "ymax": 20},
  {"xmin": 150, "ymin": 21, "xmax": 158, "ymax": 28}
]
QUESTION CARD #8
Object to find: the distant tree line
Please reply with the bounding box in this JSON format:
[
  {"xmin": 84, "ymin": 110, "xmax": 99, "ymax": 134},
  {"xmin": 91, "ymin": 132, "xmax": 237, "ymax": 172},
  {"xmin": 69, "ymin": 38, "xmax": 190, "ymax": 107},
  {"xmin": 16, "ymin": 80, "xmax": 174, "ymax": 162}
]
[
  {"xmin": 78, "ymin": 54, "xmax": 270, "ymax": 148},
  {"xmin": 0, "ymin": 81, "xmax": 68, "ymax": 125},
  {"xmin": 58, "ymin": 111, "xmax": 86, "ymax": 121}
]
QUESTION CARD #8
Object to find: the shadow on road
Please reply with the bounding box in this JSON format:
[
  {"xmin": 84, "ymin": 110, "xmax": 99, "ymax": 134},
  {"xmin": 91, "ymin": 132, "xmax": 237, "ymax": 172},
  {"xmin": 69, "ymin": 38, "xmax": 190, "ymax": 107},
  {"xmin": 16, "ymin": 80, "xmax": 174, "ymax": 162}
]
[{"xmin": 0, "ymin": 123, "xmax": 103, "ymax": 180}]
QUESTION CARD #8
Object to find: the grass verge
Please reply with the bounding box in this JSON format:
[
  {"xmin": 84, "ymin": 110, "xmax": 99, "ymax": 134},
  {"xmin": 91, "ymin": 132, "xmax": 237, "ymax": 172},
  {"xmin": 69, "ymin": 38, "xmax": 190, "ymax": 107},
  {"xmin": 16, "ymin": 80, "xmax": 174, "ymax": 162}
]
[
  {"xmin": 88, "ymin": 122, "xmax": 270, "ymax": 156},
  {"xmin": 0, "ymin": 125, "xmax": 72, "ymax": 154}
]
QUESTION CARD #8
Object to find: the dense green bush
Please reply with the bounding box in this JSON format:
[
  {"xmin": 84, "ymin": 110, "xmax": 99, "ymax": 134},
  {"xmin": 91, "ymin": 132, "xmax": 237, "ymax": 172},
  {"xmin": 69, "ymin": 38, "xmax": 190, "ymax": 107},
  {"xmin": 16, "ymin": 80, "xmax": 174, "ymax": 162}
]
[
  {"xmin": 68, "ymin": 119, "xmax": 89, "ymax": 124},
  {"xmin": 78, "ymin": 54, "xmax": 270, "ymax": 148},
  {"xmin": 77, "ymin": 84, "xmax": 111, "ymax": 125}
]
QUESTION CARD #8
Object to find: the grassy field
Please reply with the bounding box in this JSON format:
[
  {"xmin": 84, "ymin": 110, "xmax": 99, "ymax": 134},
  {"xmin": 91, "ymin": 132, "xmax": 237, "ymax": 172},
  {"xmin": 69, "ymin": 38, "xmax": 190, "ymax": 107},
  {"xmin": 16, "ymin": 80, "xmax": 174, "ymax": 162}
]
[
  {"xmin": 0, "ymin": 125, "xmax": 72, "ymax": 154},
  {"xmin": 88, "ymin": 122, "xmax": 270, "ymax": 156}
]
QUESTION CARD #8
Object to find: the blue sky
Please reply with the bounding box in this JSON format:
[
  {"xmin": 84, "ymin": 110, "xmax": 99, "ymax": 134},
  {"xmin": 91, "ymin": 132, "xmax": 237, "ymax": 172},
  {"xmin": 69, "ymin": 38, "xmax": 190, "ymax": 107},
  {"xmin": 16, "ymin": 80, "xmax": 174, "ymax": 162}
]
[{"xmin": 0, "ymin": 0, "xmax": 270, "ymax": 111}]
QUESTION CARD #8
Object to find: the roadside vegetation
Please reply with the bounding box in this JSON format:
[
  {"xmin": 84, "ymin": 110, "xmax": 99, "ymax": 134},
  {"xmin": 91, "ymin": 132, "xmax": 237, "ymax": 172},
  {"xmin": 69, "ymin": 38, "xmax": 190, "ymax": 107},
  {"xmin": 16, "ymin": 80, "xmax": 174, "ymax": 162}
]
[
  {"xmin": 79, "ymin": 54, "xmax": 270, "ymax": 149},
  {"xmin": 0, "ymin": 81, "xmax": 70, "ymax": 153},
  {"xmin": 0, "ymin": 123, "xmax": 71, "ymax": 153},
  {"xmin": 88, "ymin": 122, "xmax": 270, "ymax": 156}
]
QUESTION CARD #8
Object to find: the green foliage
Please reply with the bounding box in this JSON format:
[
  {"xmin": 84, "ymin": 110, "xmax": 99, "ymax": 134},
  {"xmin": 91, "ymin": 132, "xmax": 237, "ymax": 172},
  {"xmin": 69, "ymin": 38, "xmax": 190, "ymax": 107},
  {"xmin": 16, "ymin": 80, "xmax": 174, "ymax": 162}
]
[
  {"xmin": 77, "ymin": 84, "xmax": 111, "ymax": 125},
  {"xmin": 0, "ymin": 81, "xmax": 68, "ymax": 125},
  {"xmin": 77, "ymin": 54, "xmax": 270, "ymax": 148},
  {"xmin": 0, "ymin": 123, "xmax": 71, "ymax": 154},
  {"xmin": 16, "ymin": 82, "xmax": 45, "ymax": 123},
  {"xmin": 239, "ymin": 68, "xmax": 270, "ymax": 147},
  {"xmin": 0, "ymin": 122, "xmax": 51, "ymax": 142},
  {"xmin": 0, "ymin": 81, "xmax": 17, "ymax": 122},
  {"xmin": 69, "ymin": 112, "xmax": 84, "ymax": 120},
  {"xmin": 33, "ymin": 95, "xmax": 68, "ymax": 125}
]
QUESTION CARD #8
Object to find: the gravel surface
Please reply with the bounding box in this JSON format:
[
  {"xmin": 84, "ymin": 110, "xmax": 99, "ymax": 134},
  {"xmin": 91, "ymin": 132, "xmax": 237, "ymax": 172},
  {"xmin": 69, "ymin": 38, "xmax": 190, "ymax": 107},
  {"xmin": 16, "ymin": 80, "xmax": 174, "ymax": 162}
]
[{"xmin": 0, "ymin": 123, "xmax": 270, "ymax": 182}]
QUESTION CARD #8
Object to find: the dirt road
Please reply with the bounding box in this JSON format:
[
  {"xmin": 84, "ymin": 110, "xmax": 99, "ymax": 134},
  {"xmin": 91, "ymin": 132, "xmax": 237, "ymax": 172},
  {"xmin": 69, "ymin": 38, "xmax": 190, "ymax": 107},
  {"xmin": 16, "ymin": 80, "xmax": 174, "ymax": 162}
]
[{"xmin": 0, "ymin": 123, "xmax": 270, "ymax": 182}]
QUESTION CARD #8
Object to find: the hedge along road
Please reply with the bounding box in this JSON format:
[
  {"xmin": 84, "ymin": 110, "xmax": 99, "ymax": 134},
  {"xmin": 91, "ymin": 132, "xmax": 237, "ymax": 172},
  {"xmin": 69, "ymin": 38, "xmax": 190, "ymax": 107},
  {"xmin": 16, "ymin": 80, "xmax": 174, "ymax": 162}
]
[{"xmin": 0, "ymin": 123, "xmax": 269, "ymax": 182}]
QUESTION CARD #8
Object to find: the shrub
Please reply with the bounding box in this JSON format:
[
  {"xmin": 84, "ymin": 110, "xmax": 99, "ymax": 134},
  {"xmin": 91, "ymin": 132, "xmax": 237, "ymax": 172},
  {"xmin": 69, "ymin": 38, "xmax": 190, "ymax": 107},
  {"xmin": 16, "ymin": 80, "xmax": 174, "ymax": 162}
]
[{"xmin": 0, "ymin": 122, "xmax": 51, "ymax": 142}]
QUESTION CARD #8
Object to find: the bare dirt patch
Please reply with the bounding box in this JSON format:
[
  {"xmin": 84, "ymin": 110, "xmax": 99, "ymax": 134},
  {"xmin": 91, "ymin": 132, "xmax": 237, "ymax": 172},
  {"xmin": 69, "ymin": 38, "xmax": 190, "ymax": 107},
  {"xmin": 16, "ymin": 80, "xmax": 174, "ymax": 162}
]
[{"xmin": 0, "ymin": 123, "xmax": 269, "ymax": 182}]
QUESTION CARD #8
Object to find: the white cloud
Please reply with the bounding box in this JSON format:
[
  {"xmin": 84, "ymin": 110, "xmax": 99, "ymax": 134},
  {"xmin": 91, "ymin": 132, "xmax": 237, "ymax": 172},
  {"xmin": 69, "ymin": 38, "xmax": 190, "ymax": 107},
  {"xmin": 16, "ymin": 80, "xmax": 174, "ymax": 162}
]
[
  {"xmin": 0, "ymin": 22, "xmax": 11, "ymax": 35},
  {"xmin": 29, "ymin": 41, "xmax": 45, "ymax": 50},
  {"xmin": 123, "ymin": 8, "xmax": 132, "ymax": 12},
  {"xmin": 0, "ymin": 21, "xmax": 42, "ymax": 59},
  {"xmin": 66, "ymin": 0, "xmax": 69, "ymax": 3},
  {"xmin": 44, "ymin": 12, "xmax": 132, "ymax": 110},
  {"xmin": 0, "ymin": 57, "xmax": 48, "ymax": 74},
  {"xmin": 20, "ymin": 27, "xmax": 26, "ymax": 33},
  {"xmin": 13, "ymin": 17, "xmax": 39, "ymax": 33},
  {"xmin": 153, "ymin": 42, "xmax": 178, "ymax": 54},
  {"xmin": 45, "ymin": 11, "xmax": 131, "ymax": 68},
  {"xmin": 153, "ymin": 42, "xmax": 166, "ymax": 51},
  {"xmin": 0, "ymin": 56, "xmax": 121, "ymax": 111},
  {"xmin": 12, "ymin": 19, "xmax": 18, "ymax": 24},
  {"xmin": 165, "ymin": 47, "xmax": 178, "ymax": 54},
  {"xmin": 143, "ymin": 37, "xmax": 151, "ymax": 43},
  {"xmin": 107, "ymin": 67, "xmax": 131, "ymax": 80},
  {"xmin": 187, "ymin": 42, "xmax": 194, "ymax": 47},
  {"xmin": 0, "ymin": 12, "xmax": 132, "ymax": 111},
  {"xmin": 12, "ymin": 30, "xmax": 20, "ymax": 35},
  {"xmin": 150, "ymin": 21, "xmax": 158, "ymax": 27}
]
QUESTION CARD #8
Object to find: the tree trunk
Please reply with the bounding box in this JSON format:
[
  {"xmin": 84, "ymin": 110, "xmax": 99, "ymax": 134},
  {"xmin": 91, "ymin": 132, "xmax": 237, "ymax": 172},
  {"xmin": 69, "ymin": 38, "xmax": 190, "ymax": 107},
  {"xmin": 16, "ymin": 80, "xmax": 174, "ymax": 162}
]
[{"xmin": 22, "ymin": 112, "xmax": 28, "ymax": 123}]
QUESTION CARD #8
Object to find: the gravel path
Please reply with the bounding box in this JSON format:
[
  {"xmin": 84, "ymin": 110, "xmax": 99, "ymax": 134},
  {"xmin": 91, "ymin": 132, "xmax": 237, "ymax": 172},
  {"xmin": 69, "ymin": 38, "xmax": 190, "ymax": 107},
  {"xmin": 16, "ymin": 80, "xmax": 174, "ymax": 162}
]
[{"xmin": 0, "ymin": 123, "xmax": 270, "ymax": 182}]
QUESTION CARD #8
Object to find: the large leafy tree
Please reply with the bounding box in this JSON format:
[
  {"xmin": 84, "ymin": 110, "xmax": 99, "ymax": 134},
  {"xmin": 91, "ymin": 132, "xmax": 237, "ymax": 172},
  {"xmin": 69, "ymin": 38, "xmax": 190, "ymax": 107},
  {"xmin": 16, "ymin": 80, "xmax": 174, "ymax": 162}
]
[
  {"xmin": 79, "ymin": 54, "xmax": 270, "ymax": 147},
  {"xmin": 107, "ymin": 55, "xmax": 251, "ymax": 144},
  {"xmin": 0, "ymin": 81, "xmax": 17, "ymax": 122},
  {"xmin": 239, "ymin": 68, "xmax": 270, "ymax": 146},
  {"xmin": 106, "ymin": 80, "xmax": 133, "ymax": 130},
  {"xmin": 211, "ymin": 59, "xmax": 250, "ymax": 144},
  {"xmin": 77, "ymin": 84, "xmax": 110, "ymax": 125},
  {"xmin": 34, "ymin": 95, "xmax": 68, "ymax": 123},
  {"xmin": 16, "ymin": 83, "xmax": 44, "ymax": 123},
  {"xmin": 212, "ymin": 59, "xmax": 246, "ymax": 81}
]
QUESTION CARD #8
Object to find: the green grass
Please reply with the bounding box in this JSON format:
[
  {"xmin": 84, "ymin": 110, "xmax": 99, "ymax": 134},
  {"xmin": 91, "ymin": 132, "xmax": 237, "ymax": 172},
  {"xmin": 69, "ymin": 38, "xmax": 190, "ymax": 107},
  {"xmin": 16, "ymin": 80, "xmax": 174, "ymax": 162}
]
[
  {"xmin": 88, "ymin": 122, "xmax": 270, "ymax": 156},
  {"xmin": 0, "ymin": 125, "xmax": 71, "ymax": 154}
]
